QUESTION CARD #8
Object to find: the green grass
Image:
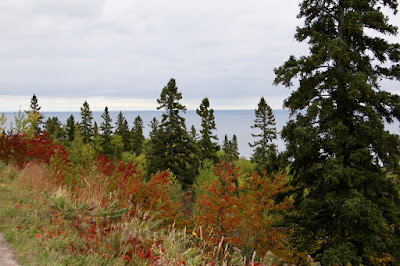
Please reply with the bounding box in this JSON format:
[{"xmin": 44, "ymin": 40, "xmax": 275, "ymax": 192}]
[{"xmin": 0, "ymin": 164, "xmax": 125, "ymax": 266}]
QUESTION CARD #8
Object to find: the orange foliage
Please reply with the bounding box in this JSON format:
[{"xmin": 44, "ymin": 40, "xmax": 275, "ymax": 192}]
[
  {"xmin": 195, "ymin": 163, "xmax": 243, "ymax": 246},
  {"xmin": 195, "ymin": 162, "xmax": 293, "ymax": 260},
  {"xmin": 241, "ymin": 171, "xmax": 293, "ymax": 259}
]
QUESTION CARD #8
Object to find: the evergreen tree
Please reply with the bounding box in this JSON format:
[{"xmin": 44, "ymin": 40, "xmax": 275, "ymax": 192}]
[
  {"xmin": 146, "ymin": 117, "xmax": 163, "ymax": 178},
  {"xmin": 249, "ymin": 97, "xmax": 278, "ymax": 173},
  {"xmin": 26, "ymin": 94, "xmax": 44, "ymax": 133},
  {"xmin": 115, "ymin": 111, "xmax": 130, "ymax": 151},
  {"xmin": 222, "ymin": 134, "xmax": 239, "ymax": 162},
  {"xmin": 80, "ymin": 101, "xmax": 94, "ymax": 143},
  {"xmin": 100, "ymin": 106, "xmax": 113, "ymax": 155},
  {"xmin": 115, "ymin": 111, "xmax": 125, "ymax": 135},
  {"xmin": 154, "ymin": 78, "xmax": 198, "ymax": 187},
  {"xmin": 231, "ymin": 135, "xmax": 239, "ymax": 160},
  {"xmin": 148, "ymin": 117, "xmax": 159, "ymax": 138},
  {"xmin": 93, "ymin": 122, "xmax": 99, "ymax": 137},
  {"xmin": 122, "ymin": 119, "xmax": 131, "ymax": 152},
  {"xmin": 196, "ymin": 98, "xmax": 219, "ymax": 162},
  {"xmin": 65, "ymin": 115, "xmax": 76, "ymax": 143},
  {"xmin": 131, "ymin": 115, "xmax": 145, "ymax": 155},
  {"xmin": 44, "ymin": 117, "xmax": 62, "ymax": 140},
  {"xmin": 189, "ymin": 125, "xmax": 198, "ymax": 141},
  {"xmin": 274, "ymin": 0, "xmax": 400, "ymax": 263}
]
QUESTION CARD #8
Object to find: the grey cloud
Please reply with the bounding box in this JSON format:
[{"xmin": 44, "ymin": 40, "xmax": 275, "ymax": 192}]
[{"xmin": 0, "ymin": 1, "xmax": 399, "ymax": 110}]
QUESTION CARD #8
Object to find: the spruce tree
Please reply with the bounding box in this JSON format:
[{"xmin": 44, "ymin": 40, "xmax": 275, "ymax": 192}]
[
  {"xmin": 155, "ymin": 78, "xmax": 198, "ymax": 187},
  {"xmin": 80, "ymin": 101, "xmax": 93, "ymax": 143},
  {"xmin": 189, "ymin": 125, "xmax": 198, "ymax": 141},
  {"xmin": 115, "ymin": 111, "xmax": 131, "ymax": 151},
  {"xmin": 274, "ymin": 0, "xmax": 400, "ymax": 263},
  {"xmin": 100, "ymin": 106, "xmax": 113, "ymax": 155},
  {"xmin": 249, "ymin": 97, "xmax": 278, "ymax": 173},
  {"xmin": 231, "ymin": 135, "xmax": 239, "ymax": 160},
  {"xmin": 115, "ymin": 111, "xmax": 125, "ymax": 135},
  {"xmin": 196, "ymin": 98, "xmax": 219, "ymax": 162},
  {"xmin": 131, "ymin": 115, "xmax": 145, "ymax": 155},
  {"xmin": 146, "ymin": 117, "xmax": 163, "ymax": 178},
  {"xmin": 93, "ymin": 122, "xmax": 99, "ymax": 137},
  {"xmin": 222, "ymin": 134, "xmax": 239, "ymax": 162},
  {"xmin": 44, "ymin": 117, "xmax": 62, "ymax": 140},
  {"xmin": 122, "ymin": 119, "xmax": 131, "ymax": 152},
  {"xmin": 65, "ymin": 115, "xmax": 75, "ymax": 143},
  {"xmin": 26, "ymin": 94, "xmax": 44, "ymax": 133},
  {"xmin": 148, "ymin": 117, "xmax": 159, "ymax": 138}
]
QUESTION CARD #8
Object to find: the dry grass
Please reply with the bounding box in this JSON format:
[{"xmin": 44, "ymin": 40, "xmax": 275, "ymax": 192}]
[
  {"xmin": 18, "ymin": 162, "xmax": 54, "ymax": 192},
  {"xmin": 75, "ymin": 172, "xmax": 109, "ymax": 208}
]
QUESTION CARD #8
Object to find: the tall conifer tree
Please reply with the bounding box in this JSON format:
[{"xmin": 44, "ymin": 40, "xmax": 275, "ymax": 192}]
[
  {"xmin": 131, "ymin": 115, "xmax": 145, "ymax": 155},
  {"xmin": 274, "ymin": 0, "xmax": 400, "ymax": 263},
  {"xmin": 100, "ymin": 106, "xmax": 113, "ymax": 155},
  {"xmin": 80, "ymin": 101, "xmax": 93, "ymax": 143},
  {"xmin": 65, "ymin": 115, "xmax": 75, "ymax": 143},
  {"xmin": 249, "ymin": 97, "xmax": 278, "ymax": 173},
  {"xmin": 115, "ymin": 111, "xmax": 130, "ymax": 151},
  {"xmin": 26, "ymin": 94, "xmax": 44, "ymax": 133},
  {"xmin": 196, "ymin": 98, "xmax": 219, "ymax": 162},
  {"xmin": 155, "ymin": 78, "xmax": 198, "ymax": 187}
]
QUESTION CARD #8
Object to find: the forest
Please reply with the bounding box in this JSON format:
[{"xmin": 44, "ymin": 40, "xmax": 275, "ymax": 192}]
[{"xmin": 1, "ymin": 0, "xmax": 400, "ymax": 265}]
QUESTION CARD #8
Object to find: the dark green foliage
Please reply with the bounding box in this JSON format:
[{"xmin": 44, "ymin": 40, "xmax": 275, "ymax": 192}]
[
  {"xmin": 44, "ymin": 117, "xmax": 62, "ymax": 140},
  {"xmin": 100, "ymin": 107, "xmax": 113, "ymax": 155},
  {"xmin": 148, "ymin": 117, "xmax": 159, "ymax": 138},
  {"xmin": 189, "ymin": 125, "xmax": 198, "ymax": 141},
  {"xmin": 151, "ymin": 78, "xmax": 199, "ymax": 187},
  {"xmin": 80, "ymin": 101, "xmax": 93, "ymax": 143},
  {"xmin": 249, "ymin": 97, "xmax": 278, "ymax": 173},
  {"xmin": 93, "ymin": 122, "xmax": 99, "ymax": 137},
  {"xmin": 222, "ymin": 134, "xmax": 239, "ymax": 162},
  {"xmin": 122, "ymin": 119, "xmax": 131, "ymax": 152},
  {"xmin": 26, "ymin": 94, "xmax": 44, "ymax": 133},
  {"xmin": 131, "ymin": 115, "xmax": 145, "ymax": 155},
  {"xmin": 196, "ymin": 98, "xmax": 219, "ymax": 162},
  {"xmin": 115, "ymin": 111, "xmax": 131, "ymax": 152},
  {"xmin": 274, "ymin": 0, "xmax": 400, "ymax": 263},
  {"xmin": 145, "ymin": 117, "xmax": 163, "ymax": 178},
  {"xmin": 65, "ymin": 115, "xmax": 76, "ymax": 143},
  {"xmin": 115, "ymin": 111, "xmax": 125, "ymax": 135}
]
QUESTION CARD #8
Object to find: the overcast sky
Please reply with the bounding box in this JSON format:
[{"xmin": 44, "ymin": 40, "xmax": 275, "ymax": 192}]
[{"xmin": 1, "ymin": 1, "xmax": 399, "ymax": 112}]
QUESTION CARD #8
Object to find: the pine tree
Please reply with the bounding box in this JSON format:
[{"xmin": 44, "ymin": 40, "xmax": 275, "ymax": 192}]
[
  {"xmin": 100, "ymin": 106, "xmax": 113, "ymax": 155},
  {"xmin": 196, "ymin": 98, "xmax": 219, "ymax": 162},
  {"xmin": 249, "ymin": 97, "xmax": 278, "ymax": 173},
  {"xmin": 26, "ymin": 94, "xmax": 44, "ymax": 133},
  {"xmin": 155, "ymin": 78, "xmax": 198, "ymax": 187},
  {"xmin": 65, "ymin": 115, "xmax": 75, "ymax": 143},
  {"xmin": 274, "ymin": 0, "xmax": 400, "ymax": 263},
  {"xmin": 131, "ymin": 115, "xmax": 145, "ymax": 155},
  {"xmin": 80, "ymin": 101, "xmax": 93, "ymax": 143}
]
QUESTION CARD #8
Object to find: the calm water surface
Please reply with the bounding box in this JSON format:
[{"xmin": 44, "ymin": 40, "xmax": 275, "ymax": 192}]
[{"xmin": 4, "ymin": 109, "xmax": 399, "ymax": 159}]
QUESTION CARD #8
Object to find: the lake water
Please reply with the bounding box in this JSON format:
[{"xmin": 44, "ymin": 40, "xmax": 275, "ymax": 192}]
[{"xmin": 3, "ymin": 109, "xmax": 398, "ymax": 159}]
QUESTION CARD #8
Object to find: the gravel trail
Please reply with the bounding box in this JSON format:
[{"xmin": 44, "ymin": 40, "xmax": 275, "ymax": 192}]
[{"xmin": 0, "ymin": 233, "xmax": 19, "ymax": 266}]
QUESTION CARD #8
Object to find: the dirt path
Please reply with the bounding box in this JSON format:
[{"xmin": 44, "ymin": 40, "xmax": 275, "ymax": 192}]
[{"xmin": 0, "ymin": 233, "xmax": 19, "ymax": 266}]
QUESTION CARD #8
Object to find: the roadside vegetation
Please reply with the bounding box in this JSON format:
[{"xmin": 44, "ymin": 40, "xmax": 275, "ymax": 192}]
[{"xmin": 1, "ymin": 0, "xmax": 400, "ymax": 264}]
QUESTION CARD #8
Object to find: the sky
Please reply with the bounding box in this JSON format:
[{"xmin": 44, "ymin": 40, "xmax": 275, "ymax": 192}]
[{"xmin": 0, "ymin": 1, "xmax": 400, "ymax": 112}]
